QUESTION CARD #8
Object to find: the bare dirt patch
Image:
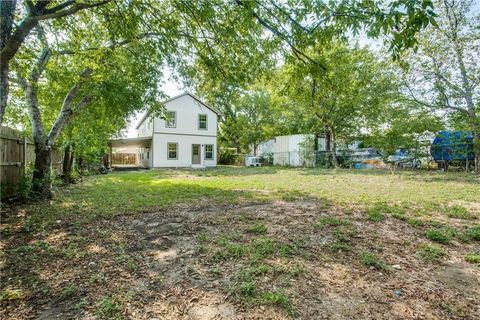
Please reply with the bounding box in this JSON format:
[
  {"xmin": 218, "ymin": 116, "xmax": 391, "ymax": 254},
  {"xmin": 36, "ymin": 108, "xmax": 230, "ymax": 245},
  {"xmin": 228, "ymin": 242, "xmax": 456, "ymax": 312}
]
[{"xmin": 1, "ymin": 200, "xmax": 479, "ymax": 319}]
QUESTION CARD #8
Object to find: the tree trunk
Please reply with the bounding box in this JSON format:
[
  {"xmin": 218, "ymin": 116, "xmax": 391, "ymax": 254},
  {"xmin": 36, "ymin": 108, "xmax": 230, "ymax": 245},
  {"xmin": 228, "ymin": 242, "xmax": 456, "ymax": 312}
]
[
  {"xmin": 253, "ymin": 144, "xmax": 258, "ymax": 156},
  {"xmin": 32, "ymin": 144, "xmax": 52, "ymax": 198},
  {"xmin": 445, "ymin": 3, "xmax": 479, "ymax": 172},
  {"xmin": 330, "ymin": 127, "xmax": 339, "ymax": 168},
  {"xmin": 62, "ymin": 144, "xmax": 75, "ymax": 183},
  {"xmin": 325, "ymin": 129, "xmax": 331, "ymax": 167},
  {"xmin": 472, "ymin": 121, "xmax": 479, "ymax": 173}
]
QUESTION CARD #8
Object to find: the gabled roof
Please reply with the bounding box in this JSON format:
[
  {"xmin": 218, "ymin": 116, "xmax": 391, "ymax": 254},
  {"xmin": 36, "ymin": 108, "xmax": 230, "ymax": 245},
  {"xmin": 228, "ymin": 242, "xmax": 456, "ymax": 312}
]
[{"xmin": 135, "ymin": 91, "xmax": 221, "ymax": 129}]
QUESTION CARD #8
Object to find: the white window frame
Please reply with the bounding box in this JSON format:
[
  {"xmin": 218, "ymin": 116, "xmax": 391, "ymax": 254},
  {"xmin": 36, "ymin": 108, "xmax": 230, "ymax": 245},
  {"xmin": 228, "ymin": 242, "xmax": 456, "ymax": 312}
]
[
  {"xmin": 167, "ymin": 143, "xmax": 178, "ymax": 160},
  {"xmin": 198, "ymin": 114, "xmax": 208, "ymax": 130},
  {"xmin": 165, "ymin": 111, "xmax": 176, "ymax": 128},
  {"xmin": 204, "ymin": 144, "xmax": 214, "ymax": 160}
]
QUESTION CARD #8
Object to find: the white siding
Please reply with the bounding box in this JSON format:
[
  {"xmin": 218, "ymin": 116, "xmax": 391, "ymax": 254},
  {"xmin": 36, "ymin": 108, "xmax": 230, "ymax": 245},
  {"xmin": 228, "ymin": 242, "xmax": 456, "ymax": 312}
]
[
  {"xmin": 136, "ymin": 93, "xmax": 218, "ymax": 168},
  {"xmin": 152, "ymin": 133, "xmax": 217, "ymax": 167},
  {"xmin": 153, "ymin": 95, "xmax": 217, "ymax": 137},
  {"xmin": 137, "ymin": 117, "xmax": 153, "ymax": 137}
]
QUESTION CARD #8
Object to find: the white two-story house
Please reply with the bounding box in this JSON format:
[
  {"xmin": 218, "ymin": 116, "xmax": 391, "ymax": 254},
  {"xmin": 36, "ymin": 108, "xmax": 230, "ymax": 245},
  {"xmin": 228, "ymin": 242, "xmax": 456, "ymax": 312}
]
[{"xmin": 110, "ymin": 92, "xmax": 220, "ymax": 168}]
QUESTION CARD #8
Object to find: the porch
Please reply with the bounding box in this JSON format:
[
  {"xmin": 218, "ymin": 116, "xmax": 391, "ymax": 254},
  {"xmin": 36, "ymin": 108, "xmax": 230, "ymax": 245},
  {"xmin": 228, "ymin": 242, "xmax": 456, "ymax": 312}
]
[{"xmin": 107, "ymin": 136, "xmax": 152, "ymax": 168}]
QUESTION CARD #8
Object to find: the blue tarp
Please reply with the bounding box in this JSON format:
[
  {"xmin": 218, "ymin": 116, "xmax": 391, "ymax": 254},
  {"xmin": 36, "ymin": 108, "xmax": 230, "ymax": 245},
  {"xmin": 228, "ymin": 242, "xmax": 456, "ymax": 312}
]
[{"xmin": 431, "ymin": 131, "xmax": 474, "ymax": 161}]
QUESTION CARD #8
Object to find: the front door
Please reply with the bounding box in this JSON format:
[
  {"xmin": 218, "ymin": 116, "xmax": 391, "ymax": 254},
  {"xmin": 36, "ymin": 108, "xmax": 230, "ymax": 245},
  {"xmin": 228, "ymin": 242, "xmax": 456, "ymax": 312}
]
[{"xmin": 192, "ymin": 144, "xmax": 201, "ymax": 164}]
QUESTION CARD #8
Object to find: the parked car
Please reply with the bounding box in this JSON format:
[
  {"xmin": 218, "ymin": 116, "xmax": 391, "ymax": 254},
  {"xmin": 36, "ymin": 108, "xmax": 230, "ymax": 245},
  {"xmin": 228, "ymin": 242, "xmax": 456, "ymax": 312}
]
[
  {"xmin": 245, "ymin": 156, "xmax": 262, "ymax": 167},
  {"xmin": 387, "ymin": 148, "xmax": 421, "ymax": 168}
]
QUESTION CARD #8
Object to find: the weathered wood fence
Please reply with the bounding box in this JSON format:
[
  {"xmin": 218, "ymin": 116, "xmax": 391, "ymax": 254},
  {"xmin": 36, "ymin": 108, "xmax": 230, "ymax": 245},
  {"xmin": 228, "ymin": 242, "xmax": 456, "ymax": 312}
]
[
  {"xmin": 112, "ymin": 153, "xmax": 138, "ymax": 165},
  {"xmin": 1, "ymin": 127, "xmax": 62, "ymax": 199}
]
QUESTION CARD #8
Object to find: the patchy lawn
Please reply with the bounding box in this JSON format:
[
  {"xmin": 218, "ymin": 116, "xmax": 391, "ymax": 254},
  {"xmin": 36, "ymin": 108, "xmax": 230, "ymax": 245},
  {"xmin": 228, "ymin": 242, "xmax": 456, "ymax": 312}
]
[{"xmin": 1, "ymin": 167, "xmax": 479, "ymax": 319}]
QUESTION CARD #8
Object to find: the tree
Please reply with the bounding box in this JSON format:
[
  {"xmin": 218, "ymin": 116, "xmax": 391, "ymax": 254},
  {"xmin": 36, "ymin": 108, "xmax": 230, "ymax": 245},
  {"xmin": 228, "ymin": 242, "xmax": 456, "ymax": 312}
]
[
  {"xmin": 402, "ymin": 0, "xmax": 479, "ymax": 171},
  {"xmin": 273, "ymin": 41, "xmax": 397, "ymax": 167},
  {"xmin": 4, "ymin": 0, "xmax": 440, "ymax": 198},
  {"xmin": 0, "ymin": 0, "xmax": 112, "ymax": 126},
  {"xmin": 236, "ymin": 90, "xmax": 277, "ymax": 155}
]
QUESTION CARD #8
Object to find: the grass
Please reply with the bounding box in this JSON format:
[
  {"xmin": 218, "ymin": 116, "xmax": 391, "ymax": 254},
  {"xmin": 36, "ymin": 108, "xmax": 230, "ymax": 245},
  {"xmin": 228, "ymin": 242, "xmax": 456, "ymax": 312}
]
[
  {"xmin": 465, "ymin": 225, "xmax": 480, "ymax": 241},
  {"xmin": 445, "ymin": 205, "xmax": 475, "ymax": 220},
  {"xmin": 3, "ymin": 167, "xmax": 480, "ymax": 319},
  {"xmin": 417, "ymin": 243, "xmax": 446, "ymax": 262},
  {"xmin": 315, "ymin": 217, "xmax": 351, "ymax": 228},
  {"xmin": 360, "ymin": 251, "xmax": 391, "ymax": 271},
  {"xmin": 465, "ymin": 252, "xmax": 480, "ymax": 264},
  {"xmin": 246, "ymin": 223, "xmax": 268, "ymax": 234},
  {"xmin": 424, "ymin": 228, "xmax": 455, "ymax": 244},
  {"xmin": 16, "ymin": 167, "xmax": 479, "ymax": 230}
]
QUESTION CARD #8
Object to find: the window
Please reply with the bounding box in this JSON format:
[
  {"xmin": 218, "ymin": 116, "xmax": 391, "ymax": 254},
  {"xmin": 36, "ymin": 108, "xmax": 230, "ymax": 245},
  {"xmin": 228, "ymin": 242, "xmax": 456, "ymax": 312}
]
[
  {"xmin": 165, "ymin": 111, "xmax": 176, "ymax": 128},
  {"xmin": 198, "ymin": 114, "xmax": 207, "ymax": 130},
  {"xmin": 167, "ymin": 143, "xmax": 178, "ymax": 160},
  {"xmin": 205, "ymin": 144, "xmax": 214, "ymax": 160}
]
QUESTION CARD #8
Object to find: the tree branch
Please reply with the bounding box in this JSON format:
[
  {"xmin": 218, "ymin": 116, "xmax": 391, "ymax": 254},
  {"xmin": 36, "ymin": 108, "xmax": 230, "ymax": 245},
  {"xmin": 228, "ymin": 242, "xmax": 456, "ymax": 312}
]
[
  {"xmin": 36, "ymin": 0, "xmax": 112, "ymax": 21},
  {"xmin": 47, "ymin": 68, "xmax": 93, "ymax": 145},
  {"xmin": 235, "ymin": 0, "xmax": 326, "ymax": 71}
]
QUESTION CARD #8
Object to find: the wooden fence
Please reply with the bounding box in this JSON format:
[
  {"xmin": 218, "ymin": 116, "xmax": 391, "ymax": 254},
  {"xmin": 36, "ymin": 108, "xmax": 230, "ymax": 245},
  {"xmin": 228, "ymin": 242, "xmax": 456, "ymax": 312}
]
[
  {"xmin": 112, "ymin": 153, "xmax": 138, "ymax": 165},
  {"xmin": 1, "ymin": 127, "xmax": 62, "ymax": 199}
]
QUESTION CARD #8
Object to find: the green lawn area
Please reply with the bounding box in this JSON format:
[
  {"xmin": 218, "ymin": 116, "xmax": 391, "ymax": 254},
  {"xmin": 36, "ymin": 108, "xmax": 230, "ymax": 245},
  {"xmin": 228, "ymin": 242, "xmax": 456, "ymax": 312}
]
[
  {"xmin": 24, "ymin": 166, "xmax": 479, "ymax": 228},
  {"xmin": 2, "ymin": 167, "xmax": 479, "ymax": 319}
]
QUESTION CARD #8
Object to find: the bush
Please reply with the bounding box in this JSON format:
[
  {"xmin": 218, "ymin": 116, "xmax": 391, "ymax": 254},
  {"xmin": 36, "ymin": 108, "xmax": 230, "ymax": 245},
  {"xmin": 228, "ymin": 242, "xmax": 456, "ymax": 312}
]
[{"xmin": 218, "ymin": 148, "xmax": 238, "ymax": 165}]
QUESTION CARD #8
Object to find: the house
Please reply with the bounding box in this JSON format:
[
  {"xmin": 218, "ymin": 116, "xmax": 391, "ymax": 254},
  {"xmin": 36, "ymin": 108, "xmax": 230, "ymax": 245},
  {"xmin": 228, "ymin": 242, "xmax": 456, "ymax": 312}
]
[{"xmin": 108, "ymin": 92, "xmax": 220, "ymax": 168}]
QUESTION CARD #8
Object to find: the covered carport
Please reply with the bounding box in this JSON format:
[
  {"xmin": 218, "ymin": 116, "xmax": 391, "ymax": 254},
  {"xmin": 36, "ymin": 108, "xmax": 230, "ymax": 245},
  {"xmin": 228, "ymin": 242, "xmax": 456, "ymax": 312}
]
[{"xmin": 107, "ymin": 137, "xmax": 152, "ymax": 169}]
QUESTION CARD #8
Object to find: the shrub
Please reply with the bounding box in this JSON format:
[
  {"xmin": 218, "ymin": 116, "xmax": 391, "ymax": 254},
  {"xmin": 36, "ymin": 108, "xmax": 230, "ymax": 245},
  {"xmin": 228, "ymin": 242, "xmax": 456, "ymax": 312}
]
[
  {"xmin": 417, "ymin": 243, "xmax": 446, "ymax": 262},
  {"xmin": 218, "ymin": 148, "xmax": 238, "ymax": 165}
]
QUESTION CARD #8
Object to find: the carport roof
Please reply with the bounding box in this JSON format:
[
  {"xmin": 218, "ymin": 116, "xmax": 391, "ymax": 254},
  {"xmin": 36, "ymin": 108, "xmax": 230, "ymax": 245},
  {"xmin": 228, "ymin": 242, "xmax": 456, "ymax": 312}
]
[{"xmin": 108, "ymin": 136, "xmax": 152, "ymax": 148}]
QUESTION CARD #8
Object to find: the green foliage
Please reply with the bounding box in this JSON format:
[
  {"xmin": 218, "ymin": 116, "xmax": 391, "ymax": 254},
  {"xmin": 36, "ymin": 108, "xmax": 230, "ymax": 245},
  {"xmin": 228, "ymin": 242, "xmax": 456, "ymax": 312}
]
[
  {"xmin": 465, "ymin": 253, "xmax": 480, "ymax": 265},
  {"xmin": 465, "ymin": 225, "xmax": 480, "ymax": 241},
  {"xmin": 96, "ymin": 296, "xmax": 122, "ymax": 320},
  {"xmin": 217, "ymin": 147, "xmax": 238, "ymax": 165},
  {"xmin": 360, "ymin": 251, "xmax": 390, "ymax": 271},
  {"xmin": 237, "ymin": 281, "xmax": 257, "ymax": 297},
  {"xmin": 259, "ymin": 290, "xmax": 293, "ymax": 314},
  {"xmin": 0, "ymin": 288, "xmax": 24, "ymax": 302},
  {"xmin": 417, "ymin": 243, "xmax": 446, "ymax": 262},
  {"xmin": 424, "ymin": 228, "xmax": 454, "ymax": 244},
  {"xmin": 445, "ymin": 205, "xmax": 475, "ymax": 220},
  {"xmin": 60, "ymin": 285, "xmax": 77, "ymax": 300},
  {"xmin": 246, "ymin": 223, "xmax": 268, "ymax": 234},
  {"xmin": 367, "ymin": 206, "xmax": 387, "ymax": 222}
]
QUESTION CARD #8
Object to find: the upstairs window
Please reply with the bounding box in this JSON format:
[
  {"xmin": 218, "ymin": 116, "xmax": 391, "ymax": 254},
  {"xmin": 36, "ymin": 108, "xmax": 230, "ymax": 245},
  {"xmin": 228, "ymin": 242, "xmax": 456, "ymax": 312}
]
[
  {"xmin": 165, "ymin": 111, "xmax": 176, "ymax": 128},
  {"xmin": 198, "ymin": 114, "xmax": 207, "ymax": 130},
  {"xmin": 205, "ymin": 144, "xmax": 214, "ymax": 160},
  {"xmin": 167, "ymin": 143, "xmax": 178, "ymax": 160}
]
